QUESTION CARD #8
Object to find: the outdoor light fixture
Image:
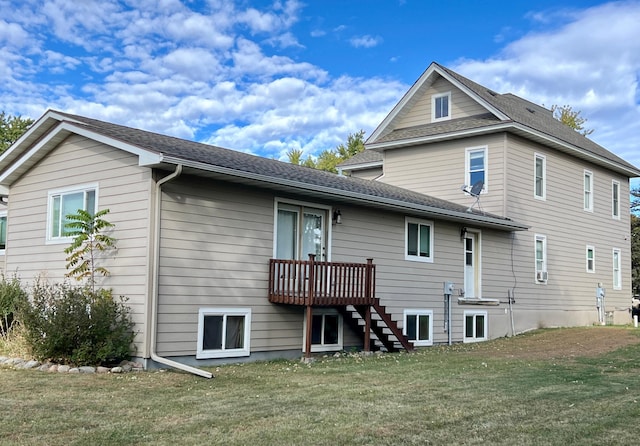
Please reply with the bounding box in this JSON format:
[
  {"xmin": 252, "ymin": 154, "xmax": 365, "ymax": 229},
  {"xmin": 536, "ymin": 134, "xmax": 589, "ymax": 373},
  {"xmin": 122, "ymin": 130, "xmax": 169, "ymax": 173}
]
[
  {"xmin": 460, "ymin": 227, "xmax": 468, "ymax": 240},
  {"xmin": 332, "ymin": 209, "xmax": 342, "ymax": 225}
]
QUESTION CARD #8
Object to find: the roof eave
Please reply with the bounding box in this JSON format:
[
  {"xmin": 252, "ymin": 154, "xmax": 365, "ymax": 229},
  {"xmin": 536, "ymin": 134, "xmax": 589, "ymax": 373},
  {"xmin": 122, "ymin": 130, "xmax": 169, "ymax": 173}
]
[{"xmin": 162, "ymin": 155, "xmax": 528, "ymax": 232}]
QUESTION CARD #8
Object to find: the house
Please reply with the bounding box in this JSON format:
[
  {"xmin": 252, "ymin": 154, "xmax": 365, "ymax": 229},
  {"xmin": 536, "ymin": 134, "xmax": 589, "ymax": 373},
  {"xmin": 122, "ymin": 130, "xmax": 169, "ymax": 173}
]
[
  {"xmin": 0, "ymin": 108, "xmax": 529, "ymax": 376},
  {"xmin": 340, "ymin": 62, "xmax": 640, "ymax": 332},
  {"xmin": 0, "ymin": 62, "xmax": 636, "ymax": 376}
]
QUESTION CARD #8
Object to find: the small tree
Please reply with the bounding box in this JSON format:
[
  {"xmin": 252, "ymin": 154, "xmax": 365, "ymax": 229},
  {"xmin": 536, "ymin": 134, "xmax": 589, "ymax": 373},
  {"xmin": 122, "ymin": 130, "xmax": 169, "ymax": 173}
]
[
  {"xmin": 0, "ymin": 111, "xmax": 34, "ymax": 153},
  {"xmin": 287, "ymin": 130, "xmax": 366, "ymax": 173},
  {"xmin": 64, "ymin": 209, "xmax": 116, "ymax": 290}
]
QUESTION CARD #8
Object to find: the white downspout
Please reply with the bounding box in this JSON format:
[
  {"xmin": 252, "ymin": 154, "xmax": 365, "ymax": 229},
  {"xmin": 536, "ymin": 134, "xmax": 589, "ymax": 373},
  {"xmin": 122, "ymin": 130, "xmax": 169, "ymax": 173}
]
[{"xmin": 150, "ymin": 165, "xmax": 213, "ymax": 379}]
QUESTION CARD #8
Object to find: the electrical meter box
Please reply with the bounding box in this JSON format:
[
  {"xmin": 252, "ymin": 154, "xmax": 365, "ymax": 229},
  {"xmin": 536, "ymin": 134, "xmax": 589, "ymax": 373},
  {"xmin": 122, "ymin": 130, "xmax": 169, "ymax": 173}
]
[{"xmin": 443, "ymin": 281, "xmax": 455, "ymax": 295}]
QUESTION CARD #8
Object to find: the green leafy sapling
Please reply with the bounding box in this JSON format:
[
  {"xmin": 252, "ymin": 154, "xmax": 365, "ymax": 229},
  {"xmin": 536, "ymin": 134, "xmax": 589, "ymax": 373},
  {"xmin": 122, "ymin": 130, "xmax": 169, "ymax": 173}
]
[{"xmin": 64, "ymin": 209, "xmax": 116, "ymax": 290}]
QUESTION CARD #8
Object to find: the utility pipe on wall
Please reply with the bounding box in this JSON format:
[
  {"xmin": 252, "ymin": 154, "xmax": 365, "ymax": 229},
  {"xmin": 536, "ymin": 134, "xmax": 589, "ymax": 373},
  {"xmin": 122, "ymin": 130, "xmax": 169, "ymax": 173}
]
[{"xmin": 149, "ymin": 165, "xmax": 213, "ymax": 379}]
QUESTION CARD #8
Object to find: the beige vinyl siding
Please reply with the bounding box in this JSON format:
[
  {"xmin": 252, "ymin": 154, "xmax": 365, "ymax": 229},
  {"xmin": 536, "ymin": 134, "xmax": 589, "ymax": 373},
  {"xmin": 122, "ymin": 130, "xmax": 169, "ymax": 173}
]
[
  {"xmin": 380, "ymin": 134, "xmax": 507, "ymax": 215},
  {"xmin": 396, "ymin": 76, "xmax": 487, "ymax": 129},
  {"xmin": 330, "ymin": 205, "xmax": 514, "ymax": 344},
  {"xmin": 346, "ymin": 166, "xmax": 383, "ymax": 180},
  {"xmin": 5, "ymin": 135, "xmax": 152, "ymax": 349},
  {"xmin": 504, "ymin": 134, "xmax": 632, "ymax": 327},
  {"xmin": 156, "ymin": 178, "xmax": 364, "ymax": 356}
]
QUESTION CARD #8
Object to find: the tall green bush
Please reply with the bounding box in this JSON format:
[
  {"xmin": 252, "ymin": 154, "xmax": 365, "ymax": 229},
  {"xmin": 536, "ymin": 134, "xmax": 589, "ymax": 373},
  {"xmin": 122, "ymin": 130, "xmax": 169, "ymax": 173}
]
[
  {"xmin": 0, "ymin": 275, "xmax": 27, "ymax": 337},
  {"xmin": 18, "ymin": 281, "xmax": 135, "ymax": 365}
]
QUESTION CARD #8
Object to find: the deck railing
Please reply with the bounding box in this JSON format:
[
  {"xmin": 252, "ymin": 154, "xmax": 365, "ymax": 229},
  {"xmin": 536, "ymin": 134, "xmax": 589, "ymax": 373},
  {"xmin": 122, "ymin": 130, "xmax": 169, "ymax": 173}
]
[{"xmin": 268, "ymin": 255, "xmax": 376, "ymax": 306}]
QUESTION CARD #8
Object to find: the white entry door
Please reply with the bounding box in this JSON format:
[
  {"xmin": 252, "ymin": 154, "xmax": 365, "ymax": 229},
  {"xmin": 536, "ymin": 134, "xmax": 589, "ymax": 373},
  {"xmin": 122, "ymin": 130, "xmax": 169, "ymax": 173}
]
[
  {"xmin": 276, "ymin": 204, "xmax": 327, "ymax": 261},
  {"xmin": 464, "ymin": 233, "xmax": 480, "ymax": 298}
]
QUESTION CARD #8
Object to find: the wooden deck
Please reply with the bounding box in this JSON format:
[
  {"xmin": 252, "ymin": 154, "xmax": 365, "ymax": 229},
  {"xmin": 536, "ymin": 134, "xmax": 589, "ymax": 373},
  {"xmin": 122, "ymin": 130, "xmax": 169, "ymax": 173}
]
[{"xmin": 268, "ymin": 256, "xmax": 375, "ymax": 307}]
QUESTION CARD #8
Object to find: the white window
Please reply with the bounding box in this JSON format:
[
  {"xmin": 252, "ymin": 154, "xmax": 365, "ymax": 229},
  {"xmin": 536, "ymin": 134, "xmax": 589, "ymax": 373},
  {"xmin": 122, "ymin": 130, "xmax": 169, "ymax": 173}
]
[
  {"xmin": 612, "ymin": 180, "xmax": 620, "ymax": 219},
  {"xmin": 584, "ymin": 170, "xmax": 593, "ymax": 211},
  {"xmin": 303, "ymin": 309, "xmax": 343, "ymax": 352},
  {"xmin": 0, "ymin": 211, "xmax": 6, "ymax": 254},
  {"xmin": 466, "ymin": 147, "xmax": 487, "ymax": 192},
  {"xmin": 403, "ymin": 310, "xmax": 433, "ymax": 347},
  {"xmin": 586, "ymin": 246, "xmax": 595, "ymax": 273},
  {"xmin": 432, "ymin": 91, "xmax": 451, "ymax": 122},
  {"xmin": 534, "ymin": 154, "xmax": 546, "ymax": 199},
  {"xmin": 613, "ymin": 248, "xmax": 622, "ymax": 290},
  {"xmin": 197, "ymin": 308, "xmax": 251, "ymax": 359},
  {"xmin": 405, "ymin": 217, "xmax": 434, "ymax": 262},
  {"xmin": 274, "ymin": 200, "xmax": 328, "ymax": 261},
  {"xmin": 47, "ymin": 184, "xmax": 98, "ymax": 243},
  {"xmin": 463, "ymin": 310, "xmax": 487, "ymax": 343},
  {"xmin": 535, "ymin": 234, "xmax": 547, "ymax": 283}
]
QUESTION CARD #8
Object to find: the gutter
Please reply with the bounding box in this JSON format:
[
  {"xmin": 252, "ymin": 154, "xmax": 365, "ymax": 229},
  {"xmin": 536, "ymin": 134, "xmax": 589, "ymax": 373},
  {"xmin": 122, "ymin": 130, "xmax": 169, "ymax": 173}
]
[{"xmin": 149, "ymin": 164, "xmax": 213, "ymax": 379}]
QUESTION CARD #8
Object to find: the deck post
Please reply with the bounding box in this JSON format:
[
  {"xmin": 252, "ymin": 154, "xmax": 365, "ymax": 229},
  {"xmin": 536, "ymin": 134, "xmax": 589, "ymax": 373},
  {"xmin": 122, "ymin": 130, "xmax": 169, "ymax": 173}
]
[
  {"xmin": 304, "ymin": 254, "xmax": 316, "ymax": 358},
  {"xmin": 364, "ymin": 305, "xmax": 371, "ymax": 352},
  {"xmin": 365, "ymin": 258, "xmax": 374, "ymax": 304}
]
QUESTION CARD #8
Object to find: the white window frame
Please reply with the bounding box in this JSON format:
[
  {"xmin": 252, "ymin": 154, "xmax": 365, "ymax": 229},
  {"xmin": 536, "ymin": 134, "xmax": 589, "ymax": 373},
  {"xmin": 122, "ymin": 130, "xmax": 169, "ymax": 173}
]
[
  {"xmin": 612, "ymin": 248, "xmax": 622, "ymax": 290},
  {"xmin": 405, "ymin": 217, "xmax": 434, "ymax": 263},
  {"xmin": 432, "ymin": 91, "xmax": 451, "ymax": 122},
  {"xmin": 534, "ymin": 153, "xmax": 546, "ymax": 200},
  {"xmin": 197, "ymin": 307, "xmax": 251, "ymax": 359},
  {"xmin": 586, "ymin": 245, "xmax": 595, "ymax": 273},
  {"xmin": 0, "ymin": 210, "xmax": 6, "ymax": 255},
  {"xmin": 403, "ymin": 309, "xmax": 433, "ymax": 347},
  {"xmin": 583, "ymin": 170, "xmax": 593, "ymax": 212},
  {"xmin": 273, "ymin": 198, "xmax": 332, "ymax": 261},
  {"xmin": 463, "ymin": 310, "xmax": 487, "ymax": 343},
  {"xmin": 612, "ymin": 180, "xmax": 620, "ymax": 219},
  {"xmin": 535, "ymin": 234, "xmax": 548, "ymax": 284},
  {"xmin": 303, "ymin": 308, "xmax": 343, "ymax": 352},
  {"xmin": 46, "ymin": 183, "xmax": 99, "ymax": 244},
  {"xmin": 465, "ymin": 146, "xmax": 488, "ymax": 193}
]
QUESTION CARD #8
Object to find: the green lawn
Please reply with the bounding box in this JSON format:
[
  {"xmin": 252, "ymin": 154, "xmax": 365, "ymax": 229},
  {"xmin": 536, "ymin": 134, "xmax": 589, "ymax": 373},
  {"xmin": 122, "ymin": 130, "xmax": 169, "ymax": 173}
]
[{"xmin": 1, "ymin": 327, "xmax": 640, "ymax": 445}]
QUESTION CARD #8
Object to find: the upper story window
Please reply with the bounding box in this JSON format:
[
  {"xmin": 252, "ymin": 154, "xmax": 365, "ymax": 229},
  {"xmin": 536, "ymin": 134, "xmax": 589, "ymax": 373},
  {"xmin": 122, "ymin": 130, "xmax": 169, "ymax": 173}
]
[
  {"xmin": 534, "ymin": 154, "xmax": 546, "ymax": 199},
  {"xmin": 535, "ymin": 234, "xmax": 547, "ymax": 283},
  {"xmin": 405, "ymin": 217, "xmax": 434, "ymax": 263},
  {"xmin": 0, "ymin": 211, "xmax": 6, "ymax": 254},
  {"xmin": 432, "ymin": 92, "xmax": 451, "ymax": 122},
  {"xmin": 583, "ymin": 170, "xmax": 593, "ymax": 212},
  {"xmin": 612, "ymin": 180, "xmax": 620, "ymax": 219},
  {"xmin": 613, "ymin": 249, "xmax": 622, "ymax": 290},
  {"xmin": 586, "ymin": 245, "xmax": 595, "ymax": 273},
  {"xmin": 47, "ymin": 184, "xmax": 98, "ymax": 243},
  {"xmin": 466, "ymin": 147, "xmax": 487, "ymax": 192}
]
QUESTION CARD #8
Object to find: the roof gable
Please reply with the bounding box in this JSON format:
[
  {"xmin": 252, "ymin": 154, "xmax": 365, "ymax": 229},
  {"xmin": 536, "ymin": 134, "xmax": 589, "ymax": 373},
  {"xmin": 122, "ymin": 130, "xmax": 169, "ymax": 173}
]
[{"xmin": 367, "ymin": 62, "xmax": 640, "ymax": 178}]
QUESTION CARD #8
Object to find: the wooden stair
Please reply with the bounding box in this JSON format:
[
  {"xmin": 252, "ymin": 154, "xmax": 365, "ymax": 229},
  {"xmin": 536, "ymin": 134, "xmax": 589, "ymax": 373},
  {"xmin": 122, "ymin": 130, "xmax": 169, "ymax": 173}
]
[{"xmin": 338, "ymin": 301, "xmax": 414, "ymax": 353}]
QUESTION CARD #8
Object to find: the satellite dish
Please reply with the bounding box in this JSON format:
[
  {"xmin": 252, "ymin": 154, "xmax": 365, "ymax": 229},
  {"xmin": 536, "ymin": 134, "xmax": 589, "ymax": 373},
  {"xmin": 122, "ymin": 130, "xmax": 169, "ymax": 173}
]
[{"xmin": 462, "ymin": 180, "xmax": 484, "ymax": 213}]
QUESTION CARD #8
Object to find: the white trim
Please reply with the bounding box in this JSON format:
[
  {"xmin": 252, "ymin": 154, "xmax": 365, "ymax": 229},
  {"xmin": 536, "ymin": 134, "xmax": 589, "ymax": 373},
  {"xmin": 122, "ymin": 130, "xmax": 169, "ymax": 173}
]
[
  {"xmin": 45, "ymin": 183, "xmax": 99, "ymax": 244},
  {"xmin": 432, "ymin": 91, "xmax": 451, "ymax": 122},
  {"xmin": 612, "ymin": 248, "xmax": 622, "ymax": 290},
  {"xmin": 534, "ymin": 153, "xmax": 546, "ymax": 200},
  {"xmin": 534, "ymin": 234, "xmax": 547, "ymax": 284},
  {"xmin": 402, "ymin": 309, "xmax": 433, "ymax": 346},
  {"xmin": 465, "ymin": 146, "xmax": 488, "ymax": 193},
  {"xmin": 196, "ymin": 307, "xmax": 252, "ymax": 359},
  {"xmin": 583, "ymin": 170, "xmax": 593, "ymax": 212},
  {"xmin": 463, "ymin": 310, "xmax": 488, "ymax": 343},
  {"xmin": 404, "ymin": 217, "xmax": 434, "ymax": 263},
  {"xmin": 612, "ymin": 180, "xmax": 620, "ymax": 220},
  {"xmin": 273, "ymin": 198, "xmax": 332, "ymax": 261},
  {"xmin": 0, "ymin": 209, "xmax": 6, "ymax": 255},
  {"xmin": 586, "ymin": 245, "xmax": 595, "ymax": 273},
  {"xmin": 302, "ymin": 308, "xmax": 343, "ymax": 352}
]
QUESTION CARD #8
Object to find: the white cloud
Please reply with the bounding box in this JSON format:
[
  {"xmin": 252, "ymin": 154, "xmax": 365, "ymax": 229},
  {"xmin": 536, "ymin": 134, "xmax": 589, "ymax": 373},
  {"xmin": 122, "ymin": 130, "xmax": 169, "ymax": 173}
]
[{"xmin": 349, "ymin": 35, "xmax": 382, "ymax": 48}]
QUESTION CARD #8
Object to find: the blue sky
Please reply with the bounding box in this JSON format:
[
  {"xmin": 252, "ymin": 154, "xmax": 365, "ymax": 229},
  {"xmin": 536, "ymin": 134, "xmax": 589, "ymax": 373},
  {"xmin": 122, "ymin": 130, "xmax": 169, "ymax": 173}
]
[{"xmin": 1, "ymin": 0, "xmax": 639, "ymax": 188}]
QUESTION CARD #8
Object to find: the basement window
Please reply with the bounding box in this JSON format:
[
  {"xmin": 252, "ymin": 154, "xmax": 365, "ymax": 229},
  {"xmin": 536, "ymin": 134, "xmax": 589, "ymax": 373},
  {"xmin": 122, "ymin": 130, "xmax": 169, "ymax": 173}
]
[
  {"xmin": 403, "ymin": 310, "xmax": 433, "ymax": 346},
  {"xmin": 197, "ymin": 308, "xmax": 251, "ymax": 359}
]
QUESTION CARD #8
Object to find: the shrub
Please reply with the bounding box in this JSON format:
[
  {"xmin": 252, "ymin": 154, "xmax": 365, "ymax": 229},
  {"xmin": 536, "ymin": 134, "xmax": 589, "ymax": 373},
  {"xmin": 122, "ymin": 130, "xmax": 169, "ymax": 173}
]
[
  {"xmin": 18, "ymin": 281, "xmax": 135, "ymax": 366},
  {"xmin": 0, "ymin": 275, "xmax": 27, "ymax": 338}
]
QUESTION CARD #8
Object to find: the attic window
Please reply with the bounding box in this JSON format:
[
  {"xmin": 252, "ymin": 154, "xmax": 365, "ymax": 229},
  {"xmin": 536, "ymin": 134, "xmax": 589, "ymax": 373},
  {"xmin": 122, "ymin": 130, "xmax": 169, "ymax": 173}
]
[{"xmin": 432, "ymin": 92, "xmax": 451, "ymax": 122}]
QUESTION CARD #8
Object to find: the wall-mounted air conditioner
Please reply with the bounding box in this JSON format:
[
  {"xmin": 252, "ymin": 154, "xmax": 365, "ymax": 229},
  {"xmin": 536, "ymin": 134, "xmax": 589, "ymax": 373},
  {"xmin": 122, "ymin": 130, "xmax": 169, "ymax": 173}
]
[{"xmin": 536, "ymin": 271, "xmax": 548, "ymax": 282}]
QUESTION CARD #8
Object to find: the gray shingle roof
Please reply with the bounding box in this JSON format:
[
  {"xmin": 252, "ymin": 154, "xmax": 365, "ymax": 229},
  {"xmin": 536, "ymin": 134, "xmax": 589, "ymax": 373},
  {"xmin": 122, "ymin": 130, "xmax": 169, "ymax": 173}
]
[
  {"xmin": 50, "ymin": 111, "xmax": 525, "ymax": 230},
  {"xmin": 338, "ymin": 149, "xmax": 383, "ymax": 167}
]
